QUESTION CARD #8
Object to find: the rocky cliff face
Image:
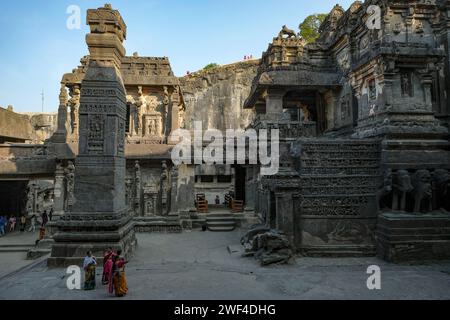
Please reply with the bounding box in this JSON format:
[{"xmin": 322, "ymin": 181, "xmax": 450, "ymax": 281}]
[
  {"xmin": 179, "ymin": 60, "xmax": 259, "ymax": 131},
  {"xmin": 0, "ymin": 107, "xmax": 57, "ymax": 144}
]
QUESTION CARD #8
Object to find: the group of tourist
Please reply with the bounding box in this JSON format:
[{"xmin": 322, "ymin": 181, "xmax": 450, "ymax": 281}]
[
  {"xmin": 83, "ymin": 248, "xmax": 129, "ymax": 298},
  {"xmin": 0, "ymin": 215, "xmax": 18, "ymax": 236},
  {"xmin": 0, "ymin": 209, "xmax": 52, "ymax": 237}
]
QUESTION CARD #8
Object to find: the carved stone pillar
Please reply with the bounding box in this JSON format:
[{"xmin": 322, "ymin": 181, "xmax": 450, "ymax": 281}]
[
  {"xmin": 171, "ymin": 86, "xmax": 180, "ymax": 135},
  {"xmin": 69, "ymin": 86, "xmax": 81, "ymax": 138},
  {"xmin": 52, "ymin": 163, "xmax": 66, "ymax": 218},
  {"xmin": 169, "ymin": 166, "xmax": 179, "ymax": 215},
  {"xmin": 275, "ymin": 192, "xmax": 294, "ymax": 245},
  {"xmin": 330, "ymin": 90, "xmax": 339, "ymax": 130},
  {"xmin": 420, "ymin": 71, "xmax": 433, "ymax": 112},
  {"xmin": 50, "ymin": 84, "xmax": 69, "ymax": 143},
  {"xmin": 383, "ymin": 76, "xmax": 394, "ymax": 110},
  {"xmin": 33, "ymin": 187, "xmax": 38, "ymax": 214},
  {"xmin": 49, "ymin": 4, "xmax": 136, "ymax": 266},
  {"xmin": 134, "ymin": 161, "xmax": 142, "ymax": 216},
  {"xmin": 163, "ymin": 86, "xmax": 170, "ymax": 142},
  {"xmin": 159, "ymin": 161, "xmax": 170, "ymax": 216},
  {"xmin": 176, "ymin": 164, "xmax": 196, "ymax": 213},
  {"xmin": 265, "ymin": 90, "xmax": 284, "ymax": 120},
  {"xmin": 381, "ymin": 59, "xmax": 396, "ymax": 110}
]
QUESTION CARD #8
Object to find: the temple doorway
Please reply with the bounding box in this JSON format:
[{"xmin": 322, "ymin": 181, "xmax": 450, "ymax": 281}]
[
  {"xmin": 0, "ymin": 180, "xmax": 28, "ymax": 217},
  {"xmin": 234, "ymin": 165, "xmax": 246, "ymax": 203}
]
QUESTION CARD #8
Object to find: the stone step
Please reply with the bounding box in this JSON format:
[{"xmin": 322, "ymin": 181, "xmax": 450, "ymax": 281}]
[
  {"xmin": 207, "ymin": 221, "xmax": 236, "ymax": 226},
  {"xmin": 206, "ymin": 218, "xmax": 236, "ymax": 232},
  {"xmin": 0, "ymin": 247, "xmax": 33, "ymax": 253},
  {"xmin": 205, "ymin": 211, "xmax": 234, "ymax": 215},
  {"xmin": 206, "ymin": 213, "xmax": 235, "ymax": 217},
  {"xmin": 206, "ymin": 216, "xmax": 236, "ymax": 222},
  {"xmin": 301, "ymin": 245, "xmax": 377, "ymax": 257},
  {"xmin": 208, "ymin": 226, "xmax": 236, "ymax": 232},
  {"xmin": 0, "ymin": 244, "xmax": 35, "ymax": 248}
]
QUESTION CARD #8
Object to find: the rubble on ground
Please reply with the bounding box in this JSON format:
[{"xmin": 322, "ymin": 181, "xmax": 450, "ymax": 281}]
[{"xmin": 241, "ymin": 225, "xmax": 294, "ymax": 266}]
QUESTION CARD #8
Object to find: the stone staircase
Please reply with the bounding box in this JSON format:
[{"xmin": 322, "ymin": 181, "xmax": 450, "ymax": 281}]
[
  {"xmin": 0, "ymin": 243, "xmax": 35, "ymax": 253},
  {"xmin": 0, "ymin": 233, "xmax": 49, "ymax": 260},
  {"xmin": 206, "ymin": 212, "xmax": 237, "ymax": 232}
]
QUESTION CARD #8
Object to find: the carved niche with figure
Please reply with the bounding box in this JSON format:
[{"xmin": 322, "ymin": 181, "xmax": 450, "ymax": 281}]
[
  {"xmin": 88, "ymin": 115, "xmax": 104, "ymax": 154},
  {"xmin": 64, "ymin": 161, "xmax": 75, "ymax": 211},
  {"xmin": 68, "ymin": 86, "xmax": 81, "ymax": 136},
  {"xmin": 128, "ymin": 86, "xmax": 166, "ymax": 141},
  {"xmin": 135, "ymin": 86, "xmax": 146, "ymax": 136},
  {"xmin": 143, "ymin": 183, "xmax": 158, "ymax": 216},
  {"xmin": 144, "ymin": 114, "xmax": 163, "ymax": 137}
]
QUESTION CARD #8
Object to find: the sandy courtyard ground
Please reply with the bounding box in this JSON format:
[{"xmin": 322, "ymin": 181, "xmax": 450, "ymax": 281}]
[{"xmin": 0, "ymin": 230, "xmax": 449, "ymax": 300}]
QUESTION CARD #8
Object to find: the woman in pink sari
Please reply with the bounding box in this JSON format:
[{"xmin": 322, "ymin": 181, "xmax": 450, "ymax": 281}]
[{"xmin": 102, "ymin": 248, "xmax": 114, "ymax": 285}]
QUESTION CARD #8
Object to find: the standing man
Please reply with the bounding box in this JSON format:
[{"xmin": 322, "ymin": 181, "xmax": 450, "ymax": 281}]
[
  {"xmin": 20, "ymin": 215, "xmax": 26, "ymax": 232},
  {"xmin": 41, "ymin": 211, "xmax": 49, "ymax": 227},
  {"xmin": 0, "ymin": 216, "xmax": 6, "ymax": 236},
  {"xmin": 28, "ymin": 214, "xmax": 36, "ymax": 233}
]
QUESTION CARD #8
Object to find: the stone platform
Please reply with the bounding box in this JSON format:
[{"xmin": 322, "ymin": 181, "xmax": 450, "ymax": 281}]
[
  {"xmin": 377, "ymin": 211, "xmax": 450, "ymax": 263},
  {"xmin": 134, "ymin": 216, "xmax": 182, "ymax": 233},
  {"xmin": 1, "ymin": 232, "xmax": 450, "ymax": 300},
  {"xmin": 47, "ymin": 211, "xmax": 136, "ymax": 267}
]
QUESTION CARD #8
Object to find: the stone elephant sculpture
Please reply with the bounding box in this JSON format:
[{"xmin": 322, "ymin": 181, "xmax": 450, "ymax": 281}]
[
  {"xmin": 432, "ymin": 169, "xmax": 450, "ymax": 211},
  {"xmin": 412, "ymin": 170, "xmax": 433, "ymax": 213},
  {"xmin": 392, "ymin": 170, "xmax": 413, "ymax": 211},
  {"xmin": 377, "ymin": 169, "xmax": 392, "ymax": 211}
]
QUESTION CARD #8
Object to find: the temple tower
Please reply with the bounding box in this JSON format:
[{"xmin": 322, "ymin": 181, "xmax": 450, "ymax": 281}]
[{"xmin": 48, "ymin": 4, "xmax": 136, "ymax": 266}]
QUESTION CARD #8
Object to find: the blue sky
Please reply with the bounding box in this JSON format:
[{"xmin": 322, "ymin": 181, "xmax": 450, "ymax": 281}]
[{"xmin": 0, "ymin": 0, "xmax": 354, "ymax": 113}]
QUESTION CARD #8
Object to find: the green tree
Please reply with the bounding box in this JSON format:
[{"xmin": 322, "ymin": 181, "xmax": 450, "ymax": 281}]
[
  {"xmin": 299, "ymin": 14, "xmax": 328, "ymax": 43},
  {"xmin": 203, "ymin": 63, "xmax": 220, "ymax": 71}
]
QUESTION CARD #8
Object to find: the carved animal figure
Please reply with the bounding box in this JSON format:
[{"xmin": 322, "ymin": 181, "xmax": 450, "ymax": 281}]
[
  {"xmin": 392, "ymin": 170, "xmax": 413, "ymax": 211},
  {"xmin": 412, "ymin": 170, "xmax": 433, "ymax": 213},
  {"xmin": 432, "ymin": 169, "xmax": 450, "ymax": 211},
  {"xmin": 279, "ymin": 25, "xmax": 297, "ymax": 38},
  {"xmin": 300, "ymin": 103, "xmax": 311, "ymax": 122},
  {"xmin": 377, "ymin": 169, "xmax": 392, "ymax": 211}
]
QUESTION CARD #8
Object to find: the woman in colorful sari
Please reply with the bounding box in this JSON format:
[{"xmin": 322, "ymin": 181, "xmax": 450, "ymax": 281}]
[
  {"xmin": 109, "ymin": 250, "xmax": 128, "ymax": 297},
  {"xmin": 83, "ymin": 251, "xmax": 97, "ymax": 291},
  {"xmin": 102, "ymin": 248, "xmax": 114, "ymax": 285}
]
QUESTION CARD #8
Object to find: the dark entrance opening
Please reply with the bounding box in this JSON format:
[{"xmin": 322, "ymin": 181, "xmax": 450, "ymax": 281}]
[
  {"xmin": 352, "ymin": 94, "xmax": 359, "ymax": 127},
  {"xmin": 0, "ymin": 180, "xmax": 28, "ymax": 217},
  {"xmin": 125, "ymin": 103, "xmax": 131, "ymax": 133},
  {"xmin": 234, "ymin": 166, "xmax": 246, "ymax": 202},
  {"xmin": 282, "ymin": 90, "xmax": 327, "ymax": 135}
]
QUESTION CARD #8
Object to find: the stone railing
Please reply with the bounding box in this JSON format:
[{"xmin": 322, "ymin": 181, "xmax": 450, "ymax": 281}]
[
  {"xmin": 251, "ymin": 116, "xmax": 317, "ymax": 139},
  {"xmin": 0, "ymin": 144, "xmax": 52, "ymax": 160}
]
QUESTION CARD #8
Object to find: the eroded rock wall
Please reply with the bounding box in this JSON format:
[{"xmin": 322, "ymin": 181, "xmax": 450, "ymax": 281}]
[
  {"xmin": 179, "ymin": 60, "xmax": 259, "ymax": 131},
  {"xmin": 0, "ymin": 107, "xmax": 57, "ymax": 144}
]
